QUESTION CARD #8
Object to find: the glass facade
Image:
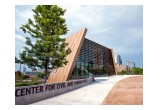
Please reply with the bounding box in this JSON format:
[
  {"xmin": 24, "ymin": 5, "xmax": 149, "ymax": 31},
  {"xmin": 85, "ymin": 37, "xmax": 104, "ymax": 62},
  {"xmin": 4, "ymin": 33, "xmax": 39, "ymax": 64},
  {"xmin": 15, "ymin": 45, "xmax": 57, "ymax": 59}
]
[{"xmin": 71, "ymin": 38, "xmax": 114, "ymax": 79}]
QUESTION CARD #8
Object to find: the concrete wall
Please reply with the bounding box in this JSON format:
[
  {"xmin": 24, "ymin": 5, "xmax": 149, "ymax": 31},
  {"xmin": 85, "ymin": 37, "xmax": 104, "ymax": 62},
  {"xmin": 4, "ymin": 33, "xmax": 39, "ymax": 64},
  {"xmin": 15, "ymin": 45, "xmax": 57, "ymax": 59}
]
[{"xmin": 15, "ymin": 78, "xmax": 93, "ymax": 105}]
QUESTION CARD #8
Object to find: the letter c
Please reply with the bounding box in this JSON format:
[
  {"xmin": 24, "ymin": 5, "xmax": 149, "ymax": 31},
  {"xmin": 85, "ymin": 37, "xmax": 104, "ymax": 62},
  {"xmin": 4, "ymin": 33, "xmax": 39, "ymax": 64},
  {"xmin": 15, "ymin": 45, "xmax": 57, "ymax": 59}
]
[{"xmin": 15, "ymin": 89, "xmax": 20, "ymax": 97}]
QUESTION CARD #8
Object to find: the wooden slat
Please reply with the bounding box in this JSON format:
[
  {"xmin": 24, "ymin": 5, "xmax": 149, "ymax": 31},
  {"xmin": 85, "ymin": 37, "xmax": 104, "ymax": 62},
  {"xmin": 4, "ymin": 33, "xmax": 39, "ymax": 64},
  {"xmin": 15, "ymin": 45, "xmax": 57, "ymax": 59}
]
[
  {"xmin": 108, "ymin": 49, "xmax": 116, "ymax": 75},
  {"xmin": 110, "ymin": 48, "xmax": 117, "ymax": 75},
  {"xmin": 47, "ymin": 28, "xmax": 87, "ymax": 83}
]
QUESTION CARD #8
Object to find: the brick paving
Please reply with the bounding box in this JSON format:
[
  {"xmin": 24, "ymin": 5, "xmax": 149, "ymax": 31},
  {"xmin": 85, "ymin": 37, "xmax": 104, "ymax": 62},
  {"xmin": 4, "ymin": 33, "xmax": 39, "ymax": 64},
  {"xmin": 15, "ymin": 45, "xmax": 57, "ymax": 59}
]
[{"xmin": 102, "ymin": 76, "xmax": 143, "ymax": 105}]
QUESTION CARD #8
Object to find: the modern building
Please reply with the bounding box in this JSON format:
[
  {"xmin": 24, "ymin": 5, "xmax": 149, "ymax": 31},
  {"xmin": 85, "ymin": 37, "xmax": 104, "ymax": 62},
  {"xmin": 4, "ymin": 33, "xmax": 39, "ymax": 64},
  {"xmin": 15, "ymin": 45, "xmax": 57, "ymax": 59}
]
[
  {"xmin": 48, "ymin": 28, "xmax": 116, "ymax": 83},
  {"xmin": 126, "ymin": 61, "xmax": 136, "ymax": 69},
  {"xmin": 23, "ymin": 66, "xmax": 26, "ymax": 73},
  {"xmin": 117, "ymin": 55, "xmax": 122, "ymax": 65}
]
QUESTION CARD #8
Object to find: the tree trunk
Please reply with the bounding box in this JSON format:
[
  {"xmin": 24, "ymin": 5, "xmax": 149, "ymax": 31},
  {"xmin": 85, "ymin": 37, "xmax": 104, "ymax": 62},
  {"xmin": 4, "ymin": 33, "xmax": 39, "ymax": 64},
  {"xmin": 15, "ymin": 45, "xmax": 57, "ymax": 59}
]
[
  {"xmin": 44, "ymin": 68, "xmax": 47, "ymax": 83},
  {"xmin": 44, "ymin": 59, "xmax": 49, "ymax": 83}
]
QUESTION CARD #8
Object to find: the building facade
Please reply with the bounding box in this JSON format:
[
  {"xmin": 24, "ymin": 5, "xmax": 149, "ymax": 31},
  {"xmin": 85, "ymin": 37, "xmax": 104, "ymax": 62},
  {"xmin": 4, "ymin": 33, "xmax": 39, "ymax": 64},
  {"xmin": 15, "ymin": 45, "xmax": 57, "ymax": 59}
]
[
  {"xmin": 126, "ymin": 61, "xmax": 136, "ymax": 69},
  {"xmin": 71, "ymin": 38, "xmax": 115, "ymax": 79},
  {"xmin": 48, "ymin": 28, "xmax": 116, "ymax": 83},
  {"xmin": 115, "ymin": 63, "xmax": 127, "ymax": 73},
  {"xmin": 117, "ymin": 55, "xmax": 122, "ymax": 65}
]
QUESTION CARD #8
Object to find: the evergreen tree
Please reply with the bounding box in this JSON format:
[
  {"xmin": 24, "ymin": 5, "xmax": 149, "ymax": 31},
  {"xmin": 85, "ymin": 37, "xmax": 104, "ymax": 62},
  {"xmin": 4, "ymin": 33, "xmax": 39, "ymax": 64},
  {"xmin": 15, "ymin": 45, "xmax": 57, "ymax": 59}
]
[{"xmin": 16, "ymin": 5, "xmax": 71, "ymax": 83}]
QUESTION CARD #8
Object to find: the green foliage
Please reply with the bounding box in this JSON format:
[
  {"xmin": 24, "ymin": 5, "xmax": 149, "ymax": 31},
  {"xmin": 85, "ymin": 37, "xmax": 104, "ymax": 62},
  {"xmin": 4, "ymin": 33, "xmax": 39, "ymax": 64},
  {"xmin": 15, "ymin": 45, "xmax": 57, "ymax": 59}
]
[
  {"xmin": 15, "ymin": 71, "xmax": 30, "ymax": 80},
  {"xmin": 15, "ymin": 71, "xmax": 23, "ymax": 81},
  {"xmin": 117, "ymin": 70, "xmax": 128, "ymax": 75},
  {"xmin": 117, "ymin": 68, "xmax": 143, "ymax": 75},
  {"xmin": 16, "ymin": 5, "xmax": 71, "ymax": 83},
  {"xmin": 36, "ymin": 72, "xmax": 45, "ymax": 79},
  {"xmin": 132, "ymin": 67, "xmax": 143, "ymax": 75},
  {"xmin": 23, "ymin": 74, "xmax": 30, "ymax": 79},
  {"xmin": 31, "ymin": 76, "xmax": 39, "ymax": 83},
  {"xmin": 15, "ymin": 57, "xmax": 23, "ymax": 64},
  {"xmin": 15, "ymin": 70, "xmax": 44, "ymax": 86},
  {"xmin": 15, "ymin": 82, "xmax": 40, "ymax": 87}
]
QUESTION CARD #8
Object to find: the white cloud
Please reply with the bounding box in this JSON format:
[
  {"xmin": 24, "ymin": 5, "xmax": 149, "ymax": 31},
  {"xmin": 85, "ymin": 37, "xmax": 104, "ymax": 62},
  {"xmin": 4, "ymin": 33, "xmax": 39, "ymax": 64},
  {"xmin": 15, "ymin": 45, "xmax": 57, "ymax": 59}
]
[
  {"xmin": 91, "ymin": 26, "xmax": 113, "ymax": 35},
  {"xmin": 15, "ymin": 5, "xmax": 143, "ymax": 68},
  {"xmin": 15, "ymin": 34, "xmax": 26, "ymax": 42},
  {"xmin": 15, "ymin": 5, "xmax": 35, "ymax": 33},
  {"xmin": 15, "ymin": 5, "xmax": 34, "ymax": 20},
  {"xmin": 62, "ymin": 5, "xmax": 143, "ymax": 67},
  {"xmin": 77, "ymin": 13, "xmax": 93, "ymax": 24}
]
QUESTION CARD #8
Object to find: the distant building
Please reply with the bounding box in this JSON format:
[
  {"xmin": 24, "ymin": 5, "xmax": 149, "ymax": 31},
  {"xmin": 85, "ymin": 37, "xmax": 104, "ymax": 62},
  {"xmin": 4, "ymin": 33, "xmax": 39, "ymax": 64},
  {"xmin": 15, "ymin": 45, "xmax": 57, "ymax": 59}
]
[
  {"xmin": 126, "ymin": 61, "xmax": 135, "ymax": 69},
  {"xmin": 115, "ymin": 63, "xmax": 127, "ymax": 73},
  {"xmin": 23, "ymin": 66, "xmax": 26, "ymax": 73},
  {"xmin": 115, "ymin": 60, "xmax": 136, "ymax": 74},
  {"xmin": 117, "ymin": 55, "xmax": 122, "ymax": 65},
  {"xmin": 24, "ymin": 71, "xmax": 41, "ymax": 77}
]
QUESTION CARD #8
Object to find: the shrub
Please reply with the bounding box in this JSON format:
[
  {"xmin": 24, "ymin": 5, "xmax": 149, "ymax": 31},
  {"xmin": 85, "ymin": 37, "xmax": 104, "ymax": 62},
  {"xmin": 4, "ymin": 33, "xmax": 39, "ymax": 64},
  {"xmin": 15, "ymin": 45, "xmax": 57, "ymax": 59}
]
[
  {"xmin": 117, "ymin": 70, "xmax": 130, "ymax": 75},
  {"xmin": 15, "ymin": 71, "xmax": 23, "ymax": 81},
  {"xmin": 117, "ymin": 68, "xmax": 143, "ymax": 75},
  {"xmin": 23, "ymin": 74, "xmax": 30, "ymax": 79},
  {"xmin": 15, "ymin": 82, "xmax": 40, "ymax": 87},
  {"xmin": 132, "ymin": 68, "xmax": 143, "ymax": 75},
  {"xmin": 36, "ymin": 72, "xmax": 45, "ymax": 79},
  {"xmin": 31, "ymin": 76, "xmax": 39, "ymax": 83}
]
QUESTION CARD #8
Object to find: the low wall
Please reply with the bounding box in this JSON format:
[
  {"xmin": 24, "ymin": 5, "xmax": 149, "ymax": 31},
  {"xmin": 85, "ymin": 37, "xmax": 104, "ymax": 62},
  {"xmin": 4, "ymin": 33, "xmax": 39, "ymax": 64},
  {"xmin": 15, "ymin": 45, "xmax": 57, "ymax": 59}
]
[{"xmin": 15, "ymin": 78, "xmax": 93, "ymax": 105}]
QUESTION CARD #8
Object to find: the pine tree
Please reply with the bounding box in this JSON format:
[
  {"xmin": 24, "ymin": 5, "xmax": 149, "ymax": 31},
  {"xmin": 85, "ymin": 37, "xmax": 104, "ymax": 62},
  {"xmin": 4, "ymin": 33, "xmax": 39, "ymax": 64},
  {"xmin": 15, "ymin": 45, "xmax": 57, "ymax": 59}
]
[{"xmin": 16, "ymin": 5, "xmax": 71, "ymax": 83}]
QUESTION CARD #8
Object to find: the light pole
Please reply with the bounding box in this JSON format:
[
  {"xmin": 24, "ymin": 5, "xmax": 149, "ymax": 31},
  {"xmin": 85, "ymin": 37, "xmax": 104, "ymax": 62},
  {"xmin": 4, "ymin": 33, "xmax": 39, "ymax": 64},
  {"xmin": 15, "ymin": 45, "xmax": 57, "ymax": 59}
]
[{"xmin": 20, "ymin": 63, "xmax": 21, "ymax": 72}]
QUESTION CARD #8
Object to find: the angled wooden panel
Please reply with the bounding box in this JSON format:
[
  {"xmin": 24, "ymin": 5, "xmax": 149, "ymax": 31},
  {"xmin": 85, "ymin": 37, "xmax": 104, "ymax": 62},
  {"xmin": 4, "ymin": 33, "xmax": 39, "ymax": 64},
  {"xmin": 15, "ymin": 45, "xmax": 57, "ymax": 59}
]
[
  {"xmin": 47, "ymin": 28, "xmax": 87, "ymax": 83},
  {"xmin": 110, "ymin": 48, "xmax": 117, "ymax": 75},
  {"xmin": 108, "ymin": 48, "xmax": 116, "ymax": 75}
]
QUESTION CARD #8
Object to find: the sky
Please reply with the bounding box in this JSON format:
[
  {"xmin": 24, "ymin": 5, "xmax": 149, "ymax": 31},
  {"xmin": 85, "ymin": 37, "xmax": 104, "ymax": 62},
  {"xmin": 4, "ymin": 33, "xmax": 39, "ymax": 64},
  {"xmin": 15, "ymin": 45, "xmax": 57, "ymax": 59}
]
[{"xmin": 15, "ymin": 5, "xmax": 143, "ymax": 71}]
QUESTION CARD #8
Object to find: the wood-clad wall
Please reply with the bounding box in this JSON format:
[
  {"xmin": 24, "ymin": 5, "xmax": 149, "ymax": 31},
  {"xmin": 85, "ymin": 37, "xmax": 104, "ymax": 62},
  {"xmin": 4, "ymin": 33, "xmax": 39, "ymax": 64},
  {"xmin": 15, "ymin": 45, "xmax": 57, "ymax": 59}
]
[
  {"xmin": 47, "ymin": 28, "xmax": 87, "ymax": 83},
  {"xmin": 108, "ymin": 49, "xmax": 116, "ymax": 75},
  {"xmin": 110, "ymin": 48, "xmax": 117, "ymax": 75}
]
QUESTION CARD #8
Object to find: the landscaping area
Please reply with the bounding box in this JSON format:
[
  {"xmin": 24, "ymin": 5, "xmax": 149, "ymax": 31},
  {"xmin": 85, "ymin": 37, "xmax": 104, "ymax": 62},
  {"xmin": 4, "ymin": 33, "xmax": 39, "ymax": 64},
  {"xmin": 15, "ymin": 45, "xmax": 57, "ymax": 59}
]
[
  {"xmin": 117, "ymin": 67, "xmax": 143, "ymax": 75},
  {"xmin": 15, "ymin": 71, "xmax": 49, "ymax": 87}
]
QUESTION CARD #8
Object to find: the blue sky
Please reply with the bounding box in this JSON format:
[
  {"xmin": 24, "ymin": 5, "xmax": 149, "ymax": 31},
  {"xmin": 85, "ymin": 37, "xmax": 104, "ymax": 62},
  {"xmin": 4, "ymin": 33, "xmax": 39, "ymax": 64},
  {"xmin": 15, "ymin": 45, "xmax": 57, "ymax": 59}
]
[{"xmin": 15, "ymin": 5, "xmax": 143, "ymax": 71}]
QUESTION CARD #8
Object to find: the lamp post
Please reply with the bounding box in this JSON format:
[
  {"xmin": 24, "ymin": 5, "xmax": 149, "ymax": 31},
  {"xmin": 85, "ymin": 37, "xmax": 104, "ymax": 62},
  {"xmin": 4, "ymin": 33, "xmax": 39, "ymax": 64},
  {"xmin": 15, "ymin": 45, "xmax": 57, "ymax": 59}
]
[{"xmin": 20, "ymin": 63, "xmax": 21, "ymax": 72}]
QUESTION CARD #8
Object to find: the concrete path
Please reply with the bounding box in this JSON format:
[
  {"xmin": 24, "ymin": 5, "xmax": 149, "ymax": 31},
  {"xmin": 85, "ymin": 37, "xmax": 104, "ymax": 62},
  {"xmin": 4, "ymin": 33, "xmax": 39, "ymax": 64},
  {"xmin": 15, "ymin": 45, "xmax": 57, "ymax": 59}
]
[{"xmin": 31, "ymin": 75, "xmax": 134, "ymax": 105}]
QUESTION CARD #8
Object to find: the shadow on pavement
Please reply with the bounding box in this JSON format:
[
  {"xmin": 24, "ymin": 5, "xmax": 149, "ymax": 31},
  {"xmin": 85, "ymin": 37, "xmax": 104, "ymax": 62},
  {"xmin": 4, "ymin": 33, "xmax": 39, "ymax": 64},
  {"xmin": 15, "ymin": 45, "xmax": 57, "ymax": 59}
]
[{"xmin": 91, "ymin": 78, "xmax": 109, "ymax": 84}]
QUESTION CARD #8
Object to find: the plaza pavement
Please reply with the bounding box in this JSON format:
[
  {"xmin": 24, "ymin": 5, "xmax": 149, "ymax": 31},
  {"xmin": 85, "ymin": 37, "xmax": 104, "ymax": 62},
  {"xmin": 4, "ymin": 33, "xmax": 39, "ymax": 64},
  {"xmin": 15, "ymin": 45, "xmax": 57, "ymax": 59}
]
[
  {"xmin": 102, "ymin": 75, "xmax": 143, "ymax": 105},
  {"xmin": 31, "ymin": 75, "xmax": 137, "ymax": 105}
]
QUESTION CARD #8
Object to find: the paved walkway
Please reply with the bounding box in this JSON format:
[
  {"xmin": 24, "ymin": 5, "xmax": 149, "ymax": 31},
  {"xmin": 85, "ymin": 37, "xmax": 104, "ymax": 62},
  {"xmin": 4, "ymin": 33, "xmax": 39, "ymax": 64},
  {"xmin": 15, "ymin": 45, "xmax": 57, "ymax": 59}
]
[
  {"xmin": 102, "ymin": 76, "xmax": 143, "ymax": 105},
  {"xmin": 31, "ymin": 75, "xmax": 136, "ymax": 105}
]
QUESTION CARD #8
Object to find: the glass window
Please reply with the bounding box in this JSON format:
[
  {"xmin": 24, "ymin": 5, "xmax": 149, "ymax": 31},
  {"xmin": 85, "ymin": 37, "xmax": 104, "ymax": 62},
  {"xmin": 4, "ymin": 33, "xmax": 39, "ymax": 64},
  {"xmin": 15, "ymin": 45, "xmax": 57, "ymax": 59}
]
[{"xmin": 71, "ymin": 38, "xmax": 112, "ymax": 79}]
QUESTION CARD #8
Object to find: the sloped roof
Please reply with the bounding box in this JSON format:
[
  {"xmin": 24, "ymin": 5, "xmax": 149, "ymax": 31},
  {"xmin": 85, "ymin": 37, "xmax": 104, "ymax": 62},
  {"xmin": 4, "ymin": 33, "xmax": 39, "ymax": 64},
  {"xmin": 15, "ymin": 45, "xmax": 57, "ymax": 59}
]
[{"xmin": 47, "ymin": 28, "xmax": 87, "ymax": 83}]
